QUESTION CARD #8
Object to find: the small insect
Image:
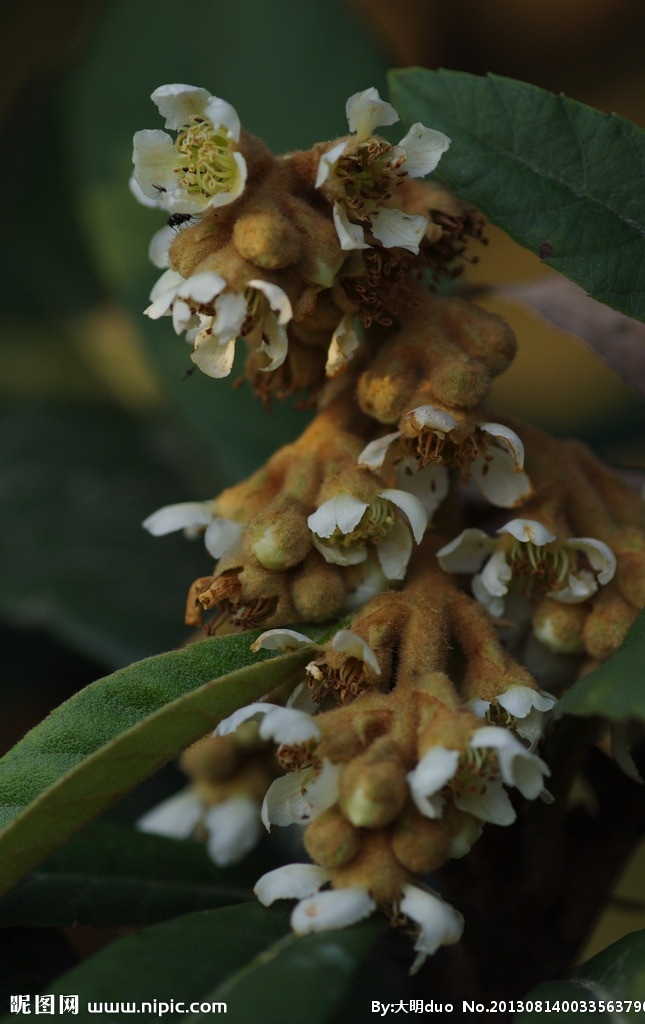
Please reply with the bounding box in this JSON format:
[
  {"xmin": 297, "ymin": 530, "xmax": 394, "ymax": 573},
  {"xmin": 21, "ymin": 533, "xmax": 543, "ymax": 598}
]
[
  {"xmin": 539, "ymin": 241, "xmax": 554, "ymax": 259},
  {"xmin": 151, "ymin": 182, "xmax": 167, "ymax": 195},
  {"xmin": 182, "ymin": 366, "xmax": 197, "ymax": 381},
  {"xmin": 167, "ymin": 212, "xmax": 193, "ymax": 229}
]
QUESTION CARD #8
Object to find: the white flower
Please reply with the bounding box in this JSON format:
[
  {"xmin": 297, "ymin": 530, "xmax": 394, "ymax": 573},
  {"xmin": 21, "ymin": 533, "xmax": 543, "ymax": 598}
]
[
  {"xmin": 255, "ymin": 863, "xmax": 376, "ymax": 935},
  {"xmin": 215, "ymin": 702, "xmax": 321, "ymax": 746},
  {"xmin": 359, "ymin": 410, "xmax": 531, "ymax": 509},
  {"xmin": 470, "ymin": 726, "xmax": 550, "ymax": 801},
  {"xmin": 400, "ymin": 884, "xmax": 464, "ymax": 973},
  {"xmin": 317, "ymin": 87, "xmax": 450, "ymax": 254},
  {"xmin": 438, "ymin": 519, "xmax": 616, "ymax": 617},
  {"xmin": 144, "ymin": 270, "xmax": 293, "ymax": 379},
  {"xmin": 408, "ymin": 726, "xmax": 551, "ymax": 827},
  {"xmin": 469, "ymin": 686, "xmax": 557, "ymax": 748},
  {"xmin": 204, "ymin": 796, "xmax": 262, "ymax": 867},
  {"xmin": 142, "ymin": 499, "xmax": 242, "ymax": 560},
  {"xmin": 132, "ymin": 84, "xmax": 247, "ymax": 213},
  {"xmin": 307, "ymin": 488, "xmax": 427, "ymax": 581},
  {"xmin": 137, "ymin": 788, "xmax": 202, "ymax": 839}
]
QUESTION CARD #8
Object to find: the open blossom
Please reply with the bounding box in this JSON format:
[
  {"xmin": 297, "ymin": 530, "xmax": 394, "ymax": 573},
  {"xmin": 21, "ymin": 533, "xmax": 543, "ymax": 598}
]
[
  {"xmin": 307, "ymin": 489, "xmax": 427, "ymax": 580},
  {"xmin": 142, "ymin": 499, "xmax": 242, "ymax": 560},
  {"xmin": 437, "ymin": 519, "xmax": 617, "ymax": 617},
  {"xmin": 144, "ymin": 269, "xmax": 293, "ymax": 378},
  {"xmin": 468, "ymin": 685, "xmax": 557, "ymax": 748},
  {"xmin": 408, "ymin": 725, "xmax": 551, "ymax": 827},
  {"xmin": 316, "ymin": 87, "xmax": 450, "ymax": 254},
  {"xmin": 359, "ymin": 409, "xmax": 532, "ymax": 509},
  {"xmin": 132, "ymin": 84, "xmax": 247, "ymax": 213}
]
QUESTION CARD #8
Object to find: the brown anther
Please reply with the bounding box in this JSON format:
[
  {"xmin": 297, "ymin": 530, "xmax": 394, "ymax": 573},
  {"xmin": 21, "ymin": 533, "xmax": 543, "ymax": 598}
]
[
  {"xmin": 185, "ymin": 575, "xmax": 215, "ymax": 626},
  {"xmin": 198, "ymin": 570, "xmax": 243, "ymax": 610},
  {"xmin": 229, "ymin": 595, "xmax": 278, "ymax": 628}
]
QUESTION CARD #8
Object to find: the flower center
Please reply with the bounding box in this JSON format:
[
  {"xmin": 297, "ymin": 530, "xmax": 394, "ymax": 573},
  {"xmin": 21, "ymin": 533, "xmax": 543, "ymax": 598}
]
[
  {"xmin": 334, "ymin": 498, "xmax": 395, "ymax": 548},
  {"xmin": 507, "ymin": 539, "xmax": 573, "ymax": 594},
  {"xmin": 335, "ymin": 140, "xmax": 406, "ymax": 221},
  {"xmin": 451, "ymin": 747, "xmax": 498, "ymax": 801},
  {"xmin": 174, "ymin": 117, "xmax": 240, "ymax": 200}
]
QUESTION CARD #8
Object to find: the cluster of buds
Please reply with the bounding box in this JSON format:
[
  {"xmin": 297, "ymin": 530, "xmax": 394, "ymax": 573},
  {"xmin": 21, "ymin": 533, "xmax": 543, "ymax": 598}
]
[{"xmin": 135, "ymin": 84, "xmax": 645, "ymax": 968}]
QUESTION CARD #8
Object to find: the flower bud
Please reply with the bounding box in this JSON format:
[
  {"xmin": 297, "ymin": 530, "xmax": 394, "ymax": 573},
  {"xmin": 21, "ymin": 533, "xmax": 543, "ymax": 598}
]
[
  {"xmin": 391, "ymin": 806, "xmax": 451, "ymax": 873},
  {"xmin": 304, "ymin": 806, "xmax": 362, "ymax": 868},
  {"xmin": 532, "ymin": 598, "xmax": 586, "ymax": 655},
  {"xmin": 339, "ymin": 738, "xmax": 408, "ymax": 828},
  {"xmin": 233, "ymin": 208, "xmax": 301, "ymax": 269},
  {"xmin": 582, "ymin": 589, "xmax": 638, "ymax": 661}
]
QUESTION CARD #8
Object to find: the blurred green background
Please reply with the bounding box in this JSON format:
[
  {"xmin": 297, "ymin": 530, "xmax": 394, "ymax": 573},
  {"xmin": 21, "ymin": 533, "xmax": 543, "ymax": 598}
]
[{"xmin": 1, "ymin": 0, "xmax": 644, "ymax": 966}]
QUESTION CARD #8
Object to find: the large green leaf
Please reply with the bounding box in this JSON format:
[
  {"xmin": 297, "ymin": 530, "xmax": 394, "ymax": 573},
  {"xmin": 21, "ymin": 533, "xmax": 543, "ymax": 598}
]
[
  {"xmin": 0, "ymin": 822, "xmax": 255, "ymax": 928},
  {"xmin": 36, "ymin": 902, "xmax": 383, "ymax": 1024},
  {"xmin": 515, "ymin": 929, "xmax": 645, "ymax": 1022},
  {"xmin": 389, "ymin": 69, "xmax": 645, "ymax": 324},
  {"xmin": 556, "ymin": 608, "xmax": 645, "ymax": 722},
  {"xmin": 0, "ymin": 631, "xmax": 313, "ymax": 897}
]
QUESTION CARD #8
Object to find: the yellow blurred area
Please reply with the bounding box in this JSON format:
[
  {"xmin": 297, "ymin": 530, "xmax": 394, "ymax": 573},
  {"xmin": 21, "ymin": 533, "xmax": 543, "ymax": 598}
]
[{"xmin": 466, "ymin": 227, "xmax": 644, "ymax": 448}]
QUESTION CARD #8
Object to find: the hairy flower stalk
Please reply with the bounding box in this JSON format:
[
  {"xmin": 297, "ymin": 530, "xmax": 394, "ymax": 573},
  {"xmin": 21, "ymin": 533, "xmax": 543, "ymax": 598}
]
[{"xmin": 135, "ymin": 82, "xmax": 645, "ymax": 969}]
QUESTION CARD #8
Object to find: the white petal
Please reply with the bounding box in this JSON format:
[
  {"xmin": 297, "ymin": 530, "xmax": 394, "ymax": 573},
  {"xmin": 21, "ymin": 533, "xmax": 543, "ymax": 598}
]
[
  {"xmin": 346, "ymin": 88, "xmax": 398, "ymax": 140},
  {"xmin": 311, "ymin": 534, "xmax": 368, "ymax": 567},
  {"xmin": 326, "ymin": 314, "xmax": 361, "ymax": 377},
  {"xmin": 398, "ymin": 124, "xmax": 451, "ymax": 178},
  {"xmin": 481, "ymin": 423, "xmax": 526, "ymax": 471},
  {"xmin": 315, "ymin": 141, "xmax": 348, "ymax": 188},
  {"xmin": 291, "ymin": 886, "xmax": 376, "ymax": 934},
  {"xmin": 137, "ymin": 788, "xmax": 202, "ymax": 838},
  {"xmin": 408, "ymin": 747, "xmax": 460, "ymax": 818},
  {"xmin": 144, "ymin": 270, "xmax": 184, "ymax": 319},
  {"xmin": 370, "ymin": 206, "xmax": 427, "ymax": 254},
  {"xmin": 402, "ymin": 404, "xmax": 458, "ymax": 435},
  {"xmin": 203, "ymin": 95, "xmax": 242, "ymax": 140},
  {"xmin": 257, "ymin": 315, "xmax": 289, "ymax": 372},
  {"xmin": 358, "ymin": 433, "xmax": 401, "ymax": 470},
  {"xmin": 259, "ymin": 707, "xmax": 321, "ymax": 745},
  {"xmin": 248, "ymin": 280, "xmax": 293, "ymax": 325},
  {"xmin": 191, "ymin": 335, "xmax": 236, "ymax": 378},
  {"xmin": 333, "ymin": 203, "xmax": 369, "ymax": 250},
  {"xmin": 204, "ymin": 795, "xmax": 261, "ymax": 866},
  {"xmin": 380, "ymin": 488, "xmax": 427, "ymax": 544},
  {"xmin": 262, "ymin": 761, "xmax": 340, "ymax": 830},
  {"xmin": 254, "ymin": 863, "xmax": 331, "ymax": 905},
  {"xmin": 497, "ymin": 686, "xmax": 556, "ymax": 719},
  {"xmin": 250, "ymin": 629, "xmax": 314, "ymax": 652},
  {"xmin": 471, "ymin": 450, "xmax": 533, "ymax": 509},
  {"xmin": 215, "ymin": 702, "xmax": 277, "ymax": 737},
  {"xmin": 129, "ymin": 173, "xmax": 165, "ymax": 209},
  {"xmin": 178, "ymin": 270, "xmax": 227, "ymax": 305},
  {"xmin": 308, "ymin": 494, "xmax": 368, "ymax": 538},
  {"xmin": 395, "ymin": 461, "xmax": 449, "ymax": 519},
  {"xmin": 148, "ymin": 226, "xmax": 175, "ymax": 269},
  {"xmin": 132, "ymin": 129, "xmax": 180, "ymax": 201},
  {"xmin": 499, "ymin": 519, "xmax": 555, "ymax": 545},
  {"xmin": 553, "ymin": 569, "xmax": 599, "ymax": 604},
  {"xmin": 376, "ymin": 518, "xmax": 413, "ymax": 580},
  {"xmin": 472, "ymin": 569, "xmax": 507, "ymax": 618},
  {"xmin": 151, "ymin": 83, "xmax": 212, "ymax": 130},
  {"xmin": 471, "ymin": 726, "xmax": 550, "ymax": 800},
  {"xmin": 400, "ymin": 885, "xmax": 463, "ymax": 963},
  {"xmin": 478, "ymin": 549, "xmax": 513, "ymax": 600},
  {"xmin": 331, "ymin": 629, "xmax": 381, "ymax": 674},
  {"xmin": 437, "ymin": 528, "xmax": 493, "ymax": 573},
  {"xmin": 567, "ymin": 537, "xmax": 616, "ymax": 585},
  {"xmin": 455, "ymin": 778, "xmax": 517, "ymax": 826},
  {"xmin": 344, "ymin": 557, "xmax": 389, "ymax": 610},
  {"xmin": 203, "ymin": 518, "xmax": 243, "ymax": 559},
  {"xmin": 143, "ymin": 501, "xmax": 213, "ymax": 536}
]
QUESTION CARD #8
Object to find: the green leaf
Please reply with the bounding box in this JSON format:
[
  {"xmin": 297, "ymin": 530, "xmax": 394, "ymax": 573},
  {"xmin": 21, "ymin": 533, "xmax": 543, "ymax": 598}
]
[
  {"xmin": 36, "ymin": 902, "xmax": 383, "ymax": 1024},
  {"xmin": 515, "ymin": 929, "xmax": 645, "ymax": 1022},
  {"xmin": 556, "ymin": 608, "xmax": 645, "ymax": 722},
  {"xmin": 200, "ymin": 916, "xmax": 385, "ymax": 1024},
  {"xmin": 0, "ymin": 822, "xmax": 254, "ymax": 928},
  {"xmin": 389, "ymin": 68, "xmax": 645, "ymax": 323},
  {"xmin": 0, "ymin": 631, "xmax": 313, "ymax": 897}
]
